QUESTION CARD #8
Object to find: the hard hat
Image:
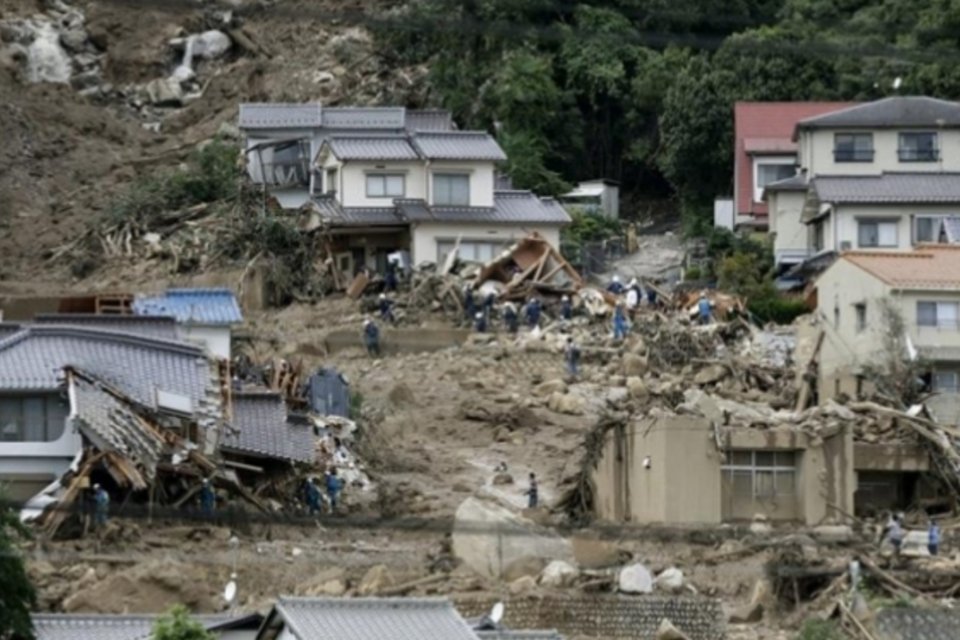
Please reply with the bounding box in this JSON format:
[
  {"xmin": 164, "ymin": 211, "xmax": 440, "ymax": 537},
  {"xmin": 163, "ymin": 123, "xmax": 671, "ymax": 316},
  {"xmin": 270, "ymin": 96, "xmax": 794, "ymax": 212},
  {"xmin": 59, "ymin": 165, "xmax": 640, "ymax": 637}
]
[
  {"xmin": 93, "ymin": 483, "xmax": 101, "ymax": 489},
  {"xmin": 562, "ymin": 295, "xmax": 569, "ymax": 301},
  {"xmin": 363, "ymin": 318, "xmax": 371, "ymax": 325},
  {"xmin": 612, "ymin": 275, "xmax": 620, "ymax": 282},
  {"xmin": 475, "ymin": 312, "xmax": 484, "ymax": 319},
  {"xmin": 379, "ymin": 293, "xmax": 386, "ymax": 300},
  {"xmin": 629, "ymin": 278, "xmax": 638, "ymax": 286}
]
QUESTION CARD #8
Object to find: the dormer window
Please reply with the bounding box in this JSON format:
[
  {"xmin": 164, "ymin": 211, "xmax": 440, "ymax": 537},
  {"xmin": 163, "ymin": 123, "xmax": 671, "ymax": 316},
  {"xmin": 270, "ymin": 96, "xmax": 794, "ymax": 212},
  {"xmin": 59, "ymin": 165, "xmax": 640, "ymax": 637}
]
[
  {"xmin": 898, "ymin": 132, "xmax": 939, "ymax": 162},
  {"xmin": 834, "ymin": 133, "xmax": 874, "ymax": 162}
]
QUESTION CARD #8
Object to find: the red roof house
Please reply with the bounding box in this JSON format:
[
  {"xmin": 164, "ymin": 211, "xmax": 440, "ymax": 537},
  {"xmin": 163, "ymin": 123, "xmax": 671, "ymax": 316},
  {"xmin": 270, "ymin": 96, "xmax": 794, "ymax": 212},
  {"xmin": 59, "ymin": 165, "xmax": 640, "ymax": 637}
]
[{"xmin": 734, "ymin": 102, "xmax": 857, "ymax": 226}]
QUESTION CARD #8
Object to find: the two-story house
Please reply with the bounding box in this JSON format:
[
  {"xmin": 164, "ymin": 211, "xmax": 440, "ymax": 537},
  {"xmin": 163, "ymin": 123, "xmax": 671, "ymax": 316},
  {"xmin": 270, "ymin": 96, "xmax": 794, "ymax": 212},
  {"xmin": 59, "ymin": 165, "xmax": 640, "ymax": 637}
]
[
  {"xmin": 239, "ymin": 104, "xmax": 571, "ymax": 272},
  {"xmin": 815, "ymin": 246, "xmax": 960, "ymax": 424},
  {"xmin": 765, "ymin": 97, "xmax": 960, "ymax": 274}
]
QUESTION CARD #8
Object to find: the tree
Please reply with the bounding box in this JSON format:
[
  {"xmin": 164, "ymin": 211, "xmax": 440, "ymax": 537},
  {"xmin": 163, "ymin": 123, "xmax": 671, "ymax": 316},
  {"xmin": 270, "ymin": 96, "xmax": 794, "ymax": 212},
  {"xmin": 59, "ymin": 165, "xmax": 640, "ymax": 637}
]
[
  {"xmin": 151, "ymin": 606, "xmax": 214, "ymax": 640},
  {"xmin": 0, "ymin": 489, "xmax": 36, "ymax": 640}
]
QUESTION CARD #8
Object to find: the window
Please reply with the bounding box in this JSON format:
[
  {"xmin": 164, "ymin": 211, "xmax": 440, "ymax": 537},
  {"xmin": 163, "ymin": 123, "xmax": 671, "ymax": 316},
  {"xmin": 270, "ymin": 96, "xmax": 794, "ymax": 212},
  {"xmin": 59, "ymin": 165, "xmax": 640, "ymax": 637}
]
[
  {"xmin": 365, "ymin": 173, "xmax": 405, "ymax": 198},
  {"xmin": 753, "ymin": 159, "xmax": 796, "ymax": 202},
  {"xmin": 436, "ymin": 240, "xmax": 507, "ymax": 264},
  {"xmin": 917, "ymin": 301, "xmax": 960, "ymax": 329},
  {"xmin": 854, "ymin": 303, "xmax": 867, "ymax": 333},
  {"xmin": 433, "ymin": 174, "xmax": 470, "ymax": 206},
  {"xmin": 834, "ymin": 133, "xmax": 874, "ymax": 162},
  {"xmin": 899, "ymin": 132, "xmax": 939, "ymax": 162},
  {"xmin": 722, "ymin": 450, "xmax": 797, "ymax": 498},
  {"xmin": 325, "ymin": 168, "xmax": 337, "ymax": 194},
  {"xmin": 0, "ymin": 395, "xmax": 68, "ymax": 443},
  {"xmin": 933, "ymin": 371, "xmax": 959, "ymax": 393},
  {"xmin": 857, "ymin": 220, "xmax": 898, "ymax": 248},
  {"xmin": 812, "ymin": 221, "xmax": 825, "ymax": 252},
  {"xmin": 915, "ymin": 216, "xmax": 951, "ymax": 244}
]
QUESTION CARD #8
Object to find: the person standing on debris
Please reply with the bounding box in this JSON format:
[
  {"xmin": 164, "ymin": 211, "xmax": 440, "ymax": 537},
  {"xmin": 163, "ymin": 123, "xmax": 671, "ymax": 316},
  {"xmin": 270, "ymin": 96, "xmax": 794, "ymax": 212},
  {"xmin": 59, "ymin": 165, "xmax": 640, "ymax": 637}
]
[
  {"xmin": 474, "ymin": 311, "xmax": 487, "ymax": 333},
  {"xmin": 93, "ymin": 483, "xmax": 109, "ymax": 528},
  {"xmin": 560, "ymin": 295, "xmax": 573, "ymax": 321},
  {"xmin": 613, "ymin": 301, "xmax": 628, "ymax": 341},
  {"xmin": 525, "ymin": 297, "xmax": 541, "ymax": 328},
  {"xmin": 363, "ymin": 318, "xmax": 381, "ymax": 358},
  {"xmin": 305, "ymin": 477, "xmax": 322, "ymax": 516},
  {"xmin": 564, "ymin": 337, "xmax": 581, "ymax": 377},
  {"xmin": 887, "ymin": 513, "xmax": 904, "ymax": 556},
  {"xmin": 607, "ymin": 274, "xmax": 624, "ymax": 294},
  {"xmin": 646, "ymin": 282, "xmax": 658, "ymax": 308},
  {"xmin": 384, "ymin": 260, "xmax": 398, "ymax": 293},
  {"xmin": 525, "ymin": 472, "xmax": 539, "ymax": 508},
  {"xmin": 200, "ymin": 478, "xmax": 216, "ymax": 518},
  {"xmin": 625, "ymin": 279, "xmax": 640, "ymax": 311},
  {"xmin": 482, "ymin": 291, "xmax": 496, "ymax": 323},
  {"xmin": 326, "ymin": 468, "xmax": 343, "ymax": 513},
  {"xmin": 503, "ymin": 301, "xmax": 519, "ymax": 334},
  {"xmin": 378, "ymin": 293, "xmax": 397, "ymax": 324},
  {"xmin": 463, "ymin": 285, "xmax": 476, "ymax": 323},
  {"xmin": 698, "ymin": 292, "xmax": 712, "ymax": 325},
  {"xmin": 929, "ymin": 518, "xmax": 941, "ymax": 556}
]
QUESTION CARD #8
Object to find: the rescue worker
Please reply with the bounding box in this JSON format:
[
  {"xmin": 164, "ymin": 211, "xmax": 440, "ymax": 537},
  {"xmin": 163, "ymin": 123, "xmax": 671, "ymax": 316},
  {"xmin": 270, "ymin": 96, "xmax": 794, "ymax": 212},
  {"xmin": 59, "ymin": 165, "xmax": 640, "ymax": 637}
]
[
  {"xmin": 378, "ymin": 293, "xmax": 396, "ymax": 324},
  {"xmin": 929, "ymin": 518, "xmax": 941, "ymax": 556},
  {"xmin": 305, "ymin": 477, "xmax": 322, "ymax": 515},
  {"xmin": 560, "ymin": 295, "xmax": 573, "ymax": 321},
  {"xmin": 886, "ymin": 513, "xmax": 904, "ymax": 556},
  {"xmin": 613, "ymin": 301, "xmax": 628, "ymax": 340},
  {"xmin": 646, "ymin": 283, "xmax": 658, "ymax": 308},
  {"xmin": 363, "ymin": 318, "xmax": 381, "ymax": 358},
  {"xmin": 525, "ymin": 472, "xmax": 539, "ymax": 509},
  {"xmin": 482, "ymin": 291, "xmax": 496, "ymax": 323},
  {"xmin": 384, "ymin": 260, "xmax": 398, "ymax": 293},
  {"xmin": 524, "ymin": 297, "xmax": 542, "ymax": 328},
  {"xmin": 607, "ymin": 274, "xmax": 624, "ymax": 294},
  {"xmin": 503, "ymin": 302, "xmax": 519, "ymax": 334},
  {"xmin": 326, "ymin": 468, "xmax": 343, "ymax": 513},
  {"xmin": 625, "ymin": 280, "xmax": 640, "ymax": 311},
  {"xmin": 463, "ymin": 285, "xmax": 476, "ymax": 322},
  {"xmin": 564, "ymin": 336, "xmax": 581, "ymax": 378},
  {"xmin": 474, "ymin": 311, "xmax": 487, "ymax": 333},
  {"xmin": 200, "ymin": 478, "xmax": 215, "ymax": 518},
  {"xmin": 698, "ymin": 292, "xmax": 712, "ymax": 325},
  {"xmin": 93, "ymin": 483, "xmax": 109, "ymax": 528}
]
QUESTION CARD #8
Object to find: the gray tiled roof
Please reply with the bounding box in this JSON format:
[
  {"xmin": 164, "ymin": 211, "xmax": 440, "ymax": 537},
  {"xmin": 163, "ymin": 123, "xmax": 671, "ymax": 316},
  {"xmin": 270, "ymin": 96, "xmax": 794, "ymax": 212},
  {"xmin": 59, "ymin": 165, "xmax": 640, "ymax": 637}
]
[
  {"xmin": 310, "ymin": 196, "xmax": 403, "ymax": 226},
  {"xmin": 797, "ymin": 96, "xmax": 960, "ymax": 129},
  {"xmin": 0, "ymin": 326, "xmax": 210, "ymax": 409},
  {"xmin": 395, "ymin": 198, "xmax": 433, "ymax": 221},
  {"xmin": 477, "ymin": 631, "xmax": 564, "ymax": 640},
  {"xmin": 763, "ymin": 174, "xmax": 808, "ymax": 193},
  {"xmin": 406, "ymin": 109, "xmax": 455, "ymax": 131},
  {"xmin": 273, "ymin": 597, "xmax": 481, "ymax": 640},
  {"xmin": 221, "ymin": 392, "xmax": 314, "ymax": 463},
  {"xmin": 31, "ymin": 613, "xmax": 254, "ymax": 640},
  {"xmin": 412, "ymin": 132, "xmax": 507, "ymax": 161},
  {"xmin": 34, "ymin": 314, "xmax": 178, "ymax": 340},
  {"xmin": 322, "ymin": 107, "xmax": 406, "ymax": 129},
  {"xmin": 875, "ymin": 607, "xmax": 960, "ymax": 640},
  {"xmin": 0, "ymin": 322, "xmax": 22, "ymax": 341},
  {"xmin": 327, "ymin": 136, "xmax": 420, "ymax": 160},
  {"xmin": 239, "ymin": 103, "xmax": 323, "ymax": 129},
  {"xmin": 811, "ymin": 172, "xmax": 960, "ymax": 203}
]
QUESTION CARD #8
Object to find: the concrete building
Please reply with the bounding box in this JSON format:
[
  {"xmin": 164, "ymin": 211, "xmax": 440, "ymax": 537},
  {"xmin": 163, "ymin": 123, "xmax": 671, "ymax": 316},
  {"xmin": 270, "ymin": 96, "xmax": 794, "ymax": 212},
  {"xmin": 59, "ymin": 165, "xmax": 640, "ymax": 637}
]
[
  {"xmin": 814, "ymin": 246, "xmax": 960, "ymax": 425},
  {"xmin": 560, "ymin": 179, "xmax": 620, "ymax": 219},
  {"xmin": 764, "ymin": 97, "xmax": 960, "ymax": 275},
  {"xmin": 590, "ymin": 415, "xmax": 855, "ymax": 525},
  {"xmin": 132, "ymin": 288, "xmax": 243, "ymax": 359}
]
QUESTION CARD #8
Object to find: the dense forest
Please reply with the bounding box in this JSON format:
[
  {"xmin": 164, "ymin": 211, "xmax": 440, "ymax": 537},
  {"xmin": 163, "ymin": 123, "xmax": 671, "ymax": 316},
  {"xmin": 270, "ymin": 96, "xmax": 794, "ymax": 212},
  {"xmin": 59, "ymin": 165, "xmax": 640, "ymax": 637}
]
[{"xmin": 375, "ymin": 0, "xmax": 960, "ymax": 228}]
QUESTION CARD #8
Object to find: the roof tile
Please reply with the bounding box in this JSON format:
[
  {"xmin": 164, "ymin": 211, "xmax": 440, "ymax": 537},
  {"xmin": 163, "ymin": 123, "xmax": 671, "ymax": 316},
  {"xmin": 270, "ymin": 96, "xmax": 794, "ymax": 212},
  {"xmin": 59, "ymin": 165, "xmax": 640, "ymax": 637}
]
[
  {"xmin": 838, "ymin": 246, "xmax": 960, "ymax": 290},
  {"xmin": 327, "ymin": 136, "xmax": 420, "ymax": 160},
  {"xmin": 412, "ymin": 132, "xmax": 506, "ymax": 161},
  {"xmin": 812, "ymin": 172, "xmax": 960, "ymax": 204},
  {"xmin": 798, "ymin": 96, "xmax": 960, "ymax": 130},
  {"xmin": 34, "ymin": 314, "xmax": 178, "ymax": 340},
  {"xmin": 222, "ymin": 393, "xmax": 314, "ymax": 463},
  {"xmin": 132, "ymin": 288, "xmax": 243, "ymax": 325}
]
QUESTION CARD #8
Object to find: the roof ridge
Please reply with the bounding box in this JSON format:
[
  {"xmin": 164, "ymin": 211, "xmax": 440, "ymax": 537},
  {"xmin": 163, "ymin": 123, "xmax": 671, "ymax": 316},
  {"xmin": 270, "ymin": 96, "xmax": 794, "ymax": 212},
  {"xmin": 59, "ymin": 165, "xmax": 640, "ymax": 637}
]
[
  {"xmin": 34, "ymin": 313, "xmax": 176, "ymax": 322},
  {"xmin": 278, "ymin": 595, "xmax": 452, "ymax": 605},
  {"xmin": 11, "ymin": 325, "xmax": 205, "ymax": 356}
]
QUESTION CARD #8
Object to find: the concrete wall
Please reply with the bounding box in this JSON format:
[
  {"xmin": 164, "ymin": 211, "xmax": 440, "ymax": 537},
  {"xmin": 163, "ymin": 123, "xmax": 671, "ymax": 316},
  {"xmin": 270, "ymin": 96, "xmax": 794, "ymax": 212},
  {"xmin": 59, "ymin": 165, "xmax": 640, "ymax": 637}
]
[
  {"xmin": 180, "ymin": 325, "xmax": 231, "ymax": 360},
  {"xmin": 410, "ymin": 223, "xmax": 562, "ymax": 265},
  {"xmin": 768, "ymin": 190, "xmax": 808, "ymax": 264},
  {"xmin": 805, "ymin": 129, "xmax": 960, "ymax": 176},
  {"xmin": 854, "ymin": 444, "xmax": 930, "ymax": 472}
]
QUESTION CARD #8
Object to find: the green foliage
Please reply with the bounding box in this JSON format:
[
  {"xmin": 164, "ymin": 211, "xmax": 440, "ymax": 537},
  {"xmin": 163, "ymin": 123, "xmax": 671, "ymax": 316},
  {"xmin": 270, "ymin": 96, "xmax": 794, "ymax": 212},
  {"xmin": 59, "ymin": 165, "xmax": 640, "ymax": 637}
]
[
  {"xmin": 684, "ymin": 266, "xmax": 702, "ymax": 280},
  {"xmin": 747, "ymin": 293, "xmax": 810, "ymax": 324},
  {"xmin": 561, "ymin": 210, "xmax": 621, "ymax": 246},
  {"xmin": 0, "ymin": 488, "xmax": 36, "ymax": 640},
  {"xmin": 349, "ymin": 392, "xmax": 365, "ymax": 421},
  {"xmin": 798, "ymin": 619, "xmax": 843, "ymax": 640},
  {"xmin": 715, "ymin": 236, "xmax": 808, "ymax": 324},
  {"xmin": 151, "ymin": 605, "xmax": 215, "ymax": 640}
]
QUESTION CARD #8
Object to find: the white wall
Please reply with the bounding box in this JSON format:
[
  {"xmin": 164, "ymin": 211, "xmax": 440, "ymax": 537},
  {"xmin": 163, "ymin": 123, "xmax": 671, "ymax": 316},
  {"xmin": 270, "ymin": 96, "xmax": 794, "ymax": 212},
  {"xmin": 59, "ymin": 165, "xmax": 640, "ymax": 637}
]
[
  {"xmin": 338, "ymin": 161, "xmax": 426, "ymax": 207},
  {"xmin": 806, "ymin": 129, "xmax": 960, "ymax": 176},
  {"xmin": 411, "ymin": 223, "xmax": 562, "ymax": 265},
  {"xmin": 769, "ymin": 191, "xmax": 808, "ymax": 263},
  {"xmin": 178, "ymin": 325, "xmax": 232, "ymax": 360},
  {"xmin": 831, "ymin": 203, "xmax": 960, "ymax": 252}
]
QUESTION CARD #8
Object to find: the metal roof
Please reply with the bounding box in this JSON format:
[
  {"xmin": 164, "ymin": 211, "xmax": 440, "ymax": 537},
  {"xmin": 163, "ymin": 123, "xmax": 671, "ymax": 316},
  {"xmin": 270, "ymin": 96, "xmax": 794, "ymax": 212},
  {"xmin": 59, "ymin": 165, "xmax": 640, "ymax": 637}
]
[
  {"xmin": 222, "ymin": 392, "xmax": 315, "ymax": 464},
  {"xmin": 33, "ymin": 314, "xmax": 178, "ymax": 340},
  {"xmin": 322, "ymin": 107, "xmax": 406, "ymax": 129},
  {"xmin": 811, "ymin": 172, "xmax": 960, "ymax": 203},
  {"xmin": 0, "ymin": 326, "xmax": 211, "ymax": 409},
  {"xmin": 271, "ymin": 597, "xmax": 481, "ymax": 640},
  {"xmin": 239, "ymin": 103, "xmax": 323, "ymax": 129},
  {"xmin": 327, "ymin": 136, "xmax": 420, "ymax": 160},
  {"xmin": 797, "ymin": 96, "xmax": 960, "ymax": 130},
  {"xmin": 132, "ymin": 288, "xmax": 243, "ymax": 325},
  {"xmin": 310, "ymin": 196, "xmax": 404, "ymax": 227},
  {"xmin": 412, "ymin": 132, "xmax": 507, "ymax": 161},
  {"xmin": 31, "ymin": 613, "xmax": 258, "ymax": 640}
]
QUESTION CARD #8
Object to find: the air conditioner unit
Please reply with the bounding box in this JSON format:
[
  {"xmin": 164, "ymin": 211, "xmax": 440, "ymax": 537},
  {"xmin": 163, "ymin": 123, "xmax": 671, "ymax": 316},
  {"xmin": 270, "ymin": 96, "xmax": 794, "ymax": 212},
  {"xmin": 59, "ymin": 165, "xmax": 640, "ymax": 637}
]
[{"xmin": 840, "ymin": 241, "xmax": 852, "ymax": 251}]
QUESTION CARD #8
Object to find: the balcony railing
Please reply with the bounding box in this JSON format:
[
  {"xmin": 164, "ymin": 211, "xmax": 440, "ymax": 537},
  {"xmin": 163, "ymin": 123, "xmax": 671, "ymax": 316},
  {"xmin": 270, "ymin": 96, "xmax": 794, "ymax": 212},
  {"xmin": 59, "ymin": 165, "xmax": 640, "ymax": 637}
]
[
  {"xmin": 898, "ymin": 148, "xmax": 940, "ymax": 162},
  {"xmin": 260, "ymin": 161, "xmax": 310, "ymax": 187},
  {"xmin": 833, "ymin": 148, "xmax": 874, "ymax": 162}
]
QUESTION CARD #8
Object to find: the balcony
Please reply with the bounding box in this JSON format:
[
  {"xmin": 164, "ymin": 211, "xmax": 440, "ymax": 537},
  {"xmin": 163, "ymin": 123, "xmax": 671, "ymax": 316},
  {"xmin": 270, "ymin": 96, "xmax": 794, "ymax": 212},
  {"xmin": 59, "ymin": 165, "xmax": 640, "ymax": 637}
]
[
  {"xmin": 260, "ymin": 161, "xmax": 310, "ymax": 188},
  {"xmin": 898, "ymin": 147, "xmax": 940, "ymax": 162},
  {"xmin": 833, "ymin": 149, "xmax": 874, "ymax": 162}
]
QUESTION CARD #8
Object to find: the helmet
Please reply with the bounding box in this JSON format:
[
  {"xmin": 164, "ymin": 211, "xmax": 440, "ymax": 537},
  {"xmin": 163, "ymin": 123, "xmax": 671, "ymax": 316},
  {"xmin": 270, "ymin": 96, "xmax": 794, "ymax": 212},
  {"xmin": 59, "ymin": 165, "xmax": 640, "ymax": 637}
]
[
  {"xmin": 562, "ymin": 295, "xmax": 569, "ymax": 301},
  {"xmin": 475, "ymin": 312, "xmax": 484, "ymax": 319},
  {"xmin": 363, "ymin": 318, "xmax": 372, "ymax": 326},
  {"xmin": 612, "ymin": 275, "xmax": 620, "ymax": 282},
  {"xmin": 379, "ymin": 293, "xmax": 386, "ymax": 300}
]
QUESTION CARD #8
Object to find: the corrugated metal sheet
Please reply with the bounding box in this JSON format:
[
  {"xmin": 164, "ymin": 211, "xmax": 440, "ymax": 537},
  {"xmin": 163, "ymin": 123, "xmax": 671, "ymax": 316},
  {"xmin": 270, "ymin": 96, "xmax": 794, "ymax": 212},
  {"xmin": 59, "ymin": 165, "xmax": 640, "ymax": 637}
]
[
  {"xmin": 812, "ymin": 173, "xmax": 960, "ymax": 203},
  {"xmin": 275, "ymin": 597, "xmax": 481, "ymax": 640},
  {"xmin": 222, "ymin": 392, "xmax": 314, "ymax": 463},
  {"xmin": 239, "ymin": 103, "xmax": 322, "ymax": 129},
  {"xmin": 34, "ymin": 314, "xmax": 178, "ymax": 340},
  {"xmin": 132, "ymin": 288, "xmax": 243, "ymax": 325},
  {"xmin": 327, "ymin": 136, "xmax": 419, "ymax": 160},
  {"xmin": 322, "ymin": 107, "xmax": 406, "ymax": 129},
  {"xmin": 412, "ymin": 132, "xmax": 507, "ymax": 160}
]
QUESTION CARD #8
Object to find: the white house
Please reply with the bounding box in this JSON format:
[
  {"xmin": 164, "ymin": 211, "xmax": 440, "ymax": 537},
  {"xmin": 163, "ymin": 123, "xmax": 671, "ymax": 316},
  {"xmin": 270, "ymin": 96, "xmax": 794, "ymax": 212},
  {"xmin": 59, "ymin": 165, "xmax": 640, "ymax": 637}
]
[{"xmin": 764, "ymin": 97, "xmax": 960, "ymax": 274}]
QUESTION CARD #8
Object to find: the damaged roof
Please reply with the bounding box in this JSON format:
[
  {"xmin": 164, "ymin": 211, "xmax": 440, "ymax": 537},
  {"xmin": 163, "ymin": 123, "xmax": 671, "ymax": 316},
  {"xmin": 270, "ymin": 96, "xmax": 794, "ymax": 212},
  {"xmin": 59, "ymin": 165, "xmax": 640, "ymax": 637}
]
[
  {"xmin": 31, "ymin": 613, "xmax": 261, "ymax": 640},
  {"xmin": 132, "ymin": 288, "xmax": 243, "ymax": 325},
  {"xmin": 796, "ymin": 96, "xmax": 960, "ymax": 130},
  {"xmin": 221, "ymin": 392, "xmax": 315, "ymax": 464},
  {"xmin": 34, "ymin": 314, "xmax": 178, "ymax": 340},
  {"xmin": 0, "ymin": 326, "xmax": 212, "ymax": 409},
  {"xmin": 266, "ymin": 597, "xmax": 481, "ymax": 640},
  {"xmin": 810, "ymin": 173, "xmax": 960, "ymax": 204},
  {"xmin": 326, "ymin": 136, "xmax": 420, "ymax": 160},
  {"xmin": 836, "ymin": 246, "xmax": 960, "ymax": 290}
]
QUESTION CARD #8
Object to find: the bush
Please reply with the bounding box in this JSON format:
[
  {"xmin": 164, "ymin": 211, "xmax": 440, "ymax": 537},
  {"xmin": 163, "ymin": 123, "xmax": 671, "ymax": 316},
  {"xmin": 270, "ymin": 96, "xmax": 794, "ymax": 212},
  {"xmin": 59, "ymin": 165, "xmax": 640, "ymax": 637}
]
[
  {"xmin": 684, "ymin": 266, "xmax": 702, "ymax": 280},
  {"xmin": 152, "ymin": 605, "xmax": 215, "ymax": 640},
  {"xmin": 561, "ymin": 210, "xmax": 621, "ymax": 246},
  {"xmin": 748, "ymin": 294, "xmax": 809, "ymax": 325}
]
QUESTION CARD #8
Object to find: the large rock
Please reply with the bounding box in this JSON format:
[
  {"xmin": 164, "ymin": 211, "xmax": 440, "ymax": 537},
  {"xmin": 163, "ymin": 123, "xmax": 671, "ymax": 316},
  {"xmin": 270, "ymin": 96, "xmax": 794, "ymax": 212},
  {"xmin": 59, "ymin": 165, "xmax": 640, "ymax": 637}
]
[
  {"xmin": 509, "ymin": 575, "xmax": 537, "ymax": 595},
  {"xmin": 303, "ymin": 568, "xmax": 347, "ymax": 597},
  {"xmin": 626, "ymin": 376, "xmax": 647, "ymax": 398},
  {"xmin": 357, "ymin": 564, "xmax": 394, "ymax": 596},
  {"xmin": 59, "ymin": 27, "xmax": 88, "ymax": 53},
  {"xmin": 901, "ymin": 529, "xmax": 930, "ymax": 557},
  {"xmin": 539, "ymin": 560, "xmax": 579, "ymax": 588},
  {"xmin": 656, "ymin": 619, "xmax": 691, "ymax": 640},
  {"xmin": 618, "ymin": 562, "xmax": 653, "ymax": 594},
  {"xmin": 193, "ymin": 30, "xmax": 232, "ymax": 59},
  {"xmin": 144, "ymin": 77, "xmax": 183, "ymax": 106},
  {"xmin": 622, "ymin": 353, "xmax": 648, "ymax": 376},
  {"xmin": 452, "ymin": 497, "xmax": 574, "ymax": 579},
  {"xmin": 572, "ymin": 536, "xmax": 627, "ymax": 569},
  {"xmin": 534, "ymin": 379, "xmax": 567, "ymax": 396},
  {"xmin": 654, "ymin": 567, "xmax": 684, "ymax": 592},
  {"xmin": 728, "ymin": 601, "xmax": 763, "ymax": 623},
  {"xmin": 693, "ymin": 364, "xmax": 728, "ymax": 385},
  {"xmin": 547, "ymin": 392, "xmax": 584, "ymax": 415},
  {"xmin": 502, "ymin": 556, "xmax": 547, "ymax": 582}
]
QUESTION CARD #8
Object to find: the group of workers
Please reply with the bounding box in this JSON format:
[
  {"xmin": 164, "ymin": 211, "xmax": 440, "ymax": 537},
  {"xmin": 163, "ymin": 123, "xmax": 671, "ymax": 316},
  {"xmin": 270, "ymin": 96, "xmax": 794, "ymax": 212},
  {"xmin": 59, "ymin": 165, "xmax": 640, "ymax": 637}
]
[
  {"xmin": 303, "ymin": 469, "xmax": 344, "ymax": 516},
  {"xmin": 882, "ymin": 512, "xmax": 941, "ymax": 557}
]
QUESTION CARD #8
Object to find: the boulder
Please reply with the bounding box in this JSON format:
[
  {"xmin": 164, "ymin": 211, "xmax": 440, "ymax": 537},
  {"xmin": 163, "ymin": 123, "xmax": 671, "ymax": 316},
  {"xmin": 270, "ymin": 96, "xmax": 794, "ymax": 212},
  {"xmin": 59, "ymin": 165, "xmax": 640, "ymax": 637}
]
[
  {"xmin": 303, "ymin": 567, "xmax": 348, "ymax": 597},
  {"xmin": 452, "ymin": 497, "xmax": 573, "ymax": 579},
  {"xmin": 492, "ymin": 473, "xmax": 514, "ymax": 486},
  {"xmin": 654, "ymin": 567, "xmax": 684, "ymax": 592},
  {"xmin": 546, "ymin": 392, "xmax": 584, "ymax": 415},
  {"xmin": 534, "ymin": 379, "xmax": 567, "ymax": 396},
  {"xmin": 901, "ymin": 529, "xmax": 930, "ymax": 557},
  {"xmin": 503, "ymin": 557, "xmax": 547, "ymax": 582},
  {"xmin": 572, "ymin": 536, "xmax": 627, "ymax": 569},
  {"xmin": 811, "ymin": 524, "xmax": 853, "ymax": 544},
  {"xmin": 622, "ymin": 353, "xmax": 648, "ymax": 376},
  {"xmin": 626, "ymin": 376, "xmax": 647, "ymax": 398},
  {"xmin": 144, "ymin": 77, "xmax": 183, "ymax": 106},
  {"xmin": 693, "ymin": 364, "xmax": 728, "ymax": 385},
  {"xmin": 509, "ymin": 575, "xmax": 537, "ymax": 595},
  {"xmin": 539, "ymin": 560, "xmax": 579, "ymax": 588},
  {"xmin": 193, "ymin": 30, "xmax": 232, "ymax": 59},
  {"xmin": 357, "ymin": 564, "xmax": 394, "ymax": 596},
  {"xmin": 59, "ymin": 27, "xmax": 88, "ymax": 53},
  {"xmin": 656, "ymin": 619, "xmax": 691, "ymax": 640},
  {"xmin": 618, "ymin": 562, "xmax": 653, "ymax": 594},
  {"xmin": 728, "ymin": 601, "xmax": 763, "ymax": 624}
]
